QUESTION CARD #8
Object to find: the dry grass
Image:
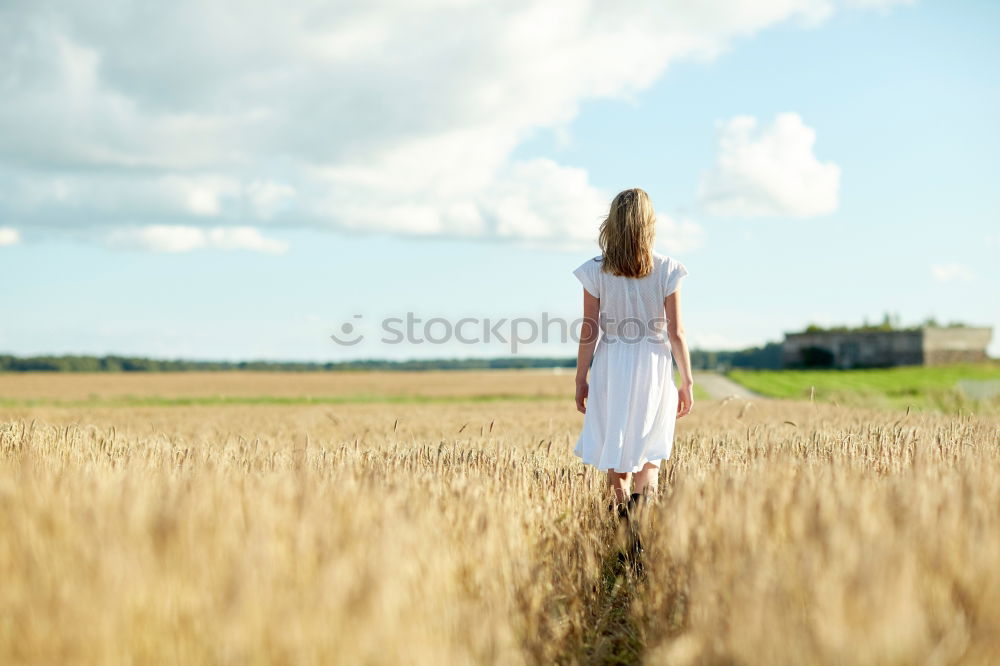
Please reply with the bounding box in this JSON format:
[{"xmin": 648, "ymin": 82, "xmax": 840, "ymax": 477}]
[
  {"xmin": 1, "ymin": 373, "xmax": 999, "ymax": 664},
  {"xmin": 1, "ymin": 400, "xmax": 609, "ymax": 665},
  {"xmin": 638, "ymin": 400, "xmax": 1000, "ymax": 665}
]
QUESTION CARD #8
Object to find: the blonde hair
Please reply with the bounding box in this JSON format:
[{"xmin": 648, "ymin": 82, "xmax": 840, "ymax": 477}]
[{"xmin": 598, "ymin": 187, "xmax": 656, "ymax": 278}]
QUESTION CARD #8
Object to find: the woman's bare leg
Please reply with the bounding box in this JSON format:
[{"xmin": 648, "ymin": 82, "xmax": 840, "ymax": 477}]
[
  {"xmin": 606, "ymin": 469, "xmax": 631, "ymax": 504},
  {"xmin": 632, "ymin": 461, "xmax": 660, "ymax": 497}
]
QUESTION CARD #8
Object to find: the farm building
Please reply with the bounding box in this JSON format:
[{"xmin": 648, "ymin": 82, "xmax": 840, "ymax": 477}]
[{"xmin": 781, "ymin": 325, "xmax": 993, "ymax": 369}]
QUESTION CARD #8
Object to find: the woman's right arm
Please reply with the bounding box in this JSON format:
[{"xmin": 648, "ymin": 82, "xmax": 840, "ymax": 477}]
[
  {"xmin": 575, "ymin": 288, "xmax": 600, "ymax": 413},
  {"xmin": 665, "ymin": 287, "xmax": 694, "ymax": 417}
]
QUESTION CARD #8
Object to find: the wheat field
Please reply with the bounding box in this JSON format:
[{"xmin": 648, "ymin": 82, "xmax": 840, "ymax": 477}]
[{"xmin": 1, "ymin": 371, "xmax": 999, "ymax": 665}]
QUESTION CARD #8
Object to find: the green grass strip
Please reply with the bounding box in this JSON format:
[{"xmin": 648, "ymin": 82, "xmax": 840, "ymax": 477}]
[{"xmin": 727, "ymin": 363, "xmax": 1000, "ymax": 411}]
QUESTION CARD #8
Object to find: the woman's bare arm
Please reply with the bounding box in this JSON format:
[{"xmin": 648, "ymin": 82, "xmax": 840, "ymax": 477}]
[
  {"xmin": 575, "ymin": 288, "xmax": 600, "ymax": 413},
  {"xmin": 665, "ymin": 287, "xmax": 694, "ymax": 416}
]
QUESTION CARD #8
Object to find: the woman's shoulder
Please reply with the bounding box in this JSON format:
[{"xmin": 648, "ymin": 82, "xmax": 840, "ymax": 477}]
[
  {"xmin": 573, "ymin": 254, "xmax": 603, "ymax": 279},
  {"xmin": 651, "ymin": 251, "xmax": 688, "ymax": 282},
  {"xmin": 651, "ymin": 250, "xmax": 672, "ymax": 267},
  {"xmin": 652, "ymin": 250, "xmax": 684, "ymax": 267}
]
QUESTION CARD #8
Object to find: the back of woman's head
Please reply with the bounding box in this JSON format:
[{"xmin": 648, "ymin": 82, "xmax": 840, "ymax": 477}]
[{"xmin": 598, "ymin": 188, "xmax": 656, "ymax": 278}]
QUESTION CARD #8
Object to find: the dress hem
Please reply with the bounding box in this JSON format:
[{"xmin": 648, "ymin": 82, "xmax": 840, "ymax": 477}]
[{"xmin": 573, "ymin": 450, "xmax": 668, "ymax": 474}]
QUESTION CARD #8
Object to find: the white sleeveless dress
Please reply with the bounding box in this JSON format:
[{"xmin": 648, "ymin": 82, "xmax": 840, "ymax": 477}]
[{"xmin": 572, "ymin": 251, "xmax": 689, "ymax": 473}]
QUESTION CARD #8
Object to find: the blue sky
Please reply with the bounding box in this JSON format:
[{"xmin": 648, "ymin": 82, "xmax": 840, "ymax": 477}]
[{"xmin": 1, "ymin": 0, "xmax": 998, "ymax": 361}]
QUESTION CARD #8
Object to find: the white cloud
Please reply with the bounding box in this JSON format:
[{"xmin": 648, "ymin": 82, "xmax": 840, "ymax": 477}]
[
  {"xmin": 655, "ymin": 214, "xmax": 706, "ymax": 254},
  {"xmin": 205, "ymin": 227, "xmax": 289, "ymax": 253},
  {"xmin": 0, "ymin": 1, "xmax": 904, "ymax": 247},
  {"xmin": 160, "ymin": 175, "xmax": 241, "ymax": 217},
  {"xmin": 843, "ymin": 0, "xmax": 915, "ymax": 10},
  {"xmin": 697, "ymin": 112, "xmax": 841, "ymax": 218},
  {"xmin": 930, "ymin": 263, "xmax": 973, "ymax": 283},
  {"xmin": 0, "ymin": 227, "xmax": 21, "ymax": 247},
  {"xmin": 106, "ymin": 225, "xmax": 288, "ymax": 254},
  {"xmin": 481, "ymin": 158, "xmax": 609, "ymax": 245},
  {"xmin": 246, "ymin": 180, "xmax": 296, "ymax": 219}
]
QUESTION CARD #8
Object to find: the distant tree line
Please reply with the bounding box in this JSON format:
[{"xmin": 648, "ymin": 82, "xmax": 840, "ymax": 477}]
[
  {"xmin": 801, "ymin": 312, "xmax": 973, "ymax": 335},
  {"xmin": 0, "ymin": 354, "xmax": 578, "ymax": 373},
  {"xmin": 0, "ymin": 346, "xmax": 785, "ymax": 373},
  {"xmin": 690, "ymin": 342, "xmax": 785, "ymax": 371}
]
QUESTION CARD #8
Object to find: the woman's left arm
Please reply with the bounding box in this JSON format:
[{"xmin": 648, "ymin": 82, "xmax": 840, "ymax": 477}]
[{"xmin": 575, "ymin": 288, "xmax": 600, "ymax": 413}]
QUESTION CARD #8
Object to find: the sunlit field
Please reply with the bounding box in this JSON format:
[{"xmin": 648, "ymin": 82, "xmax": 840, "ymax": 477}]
[{"xmin": 2, "ymin": 371, "xmax": 999, "ymax": 665}]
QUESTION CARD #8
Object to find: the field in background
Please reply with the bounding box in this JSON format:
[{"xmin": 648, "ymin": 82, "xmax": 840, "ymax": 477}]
[
  {"xmin": 728, "ymin": 362, "xmax": 1000, "ymax": 413},
  {"xmin": 0, "ymin": 370, "xmax": 716, "ymax": 408},
  {"xmin": 2, "ymin": 372, "xmax": 999, "ymax": 664},
  {"xmin": 0, "ymin": 369, "xmax": 574, "ymax": 405}
]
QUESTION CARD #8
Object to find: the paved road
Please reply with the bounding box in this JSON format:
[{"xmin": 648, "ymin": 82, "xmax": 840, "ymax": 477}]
[
  {"xmin": 693, "ymin": 371, "xmax": 766, "ymax": 400},
  {"xmin": 956, "ymin": 379, "xmax": 1000, "ymax": 399}
]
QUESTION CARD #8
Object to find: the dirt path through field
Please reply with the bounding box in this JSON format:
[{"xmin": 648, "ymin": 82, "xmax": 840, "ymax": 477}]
[
  {"xmin": 580, "ymin": 509, "xmax": 646, "ymax": 665},
  {"xmin": 694, "ymin": 371, "xmax": 766, "ymax": 400}
]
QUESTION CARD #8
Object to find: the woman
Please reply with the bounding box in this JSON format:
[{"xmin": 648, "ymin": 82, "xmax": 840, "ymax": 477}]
[{"xmin": 572, "ymin": 187, "xmax": 694, "ymax": 516}]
